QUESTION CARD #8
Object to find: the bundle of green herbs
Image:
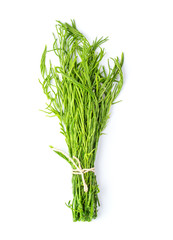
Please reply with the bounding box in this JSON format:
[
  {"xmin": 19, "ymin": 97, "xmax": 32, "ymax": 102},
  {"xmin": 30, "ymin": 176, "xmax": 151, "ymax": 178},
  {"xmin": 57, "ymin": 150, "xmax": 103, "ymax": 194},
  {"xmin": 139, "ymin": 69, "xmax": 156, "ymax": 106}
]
[{"xmin": 39, "ymin": 20, "xmax": 124, "ymax": 221}]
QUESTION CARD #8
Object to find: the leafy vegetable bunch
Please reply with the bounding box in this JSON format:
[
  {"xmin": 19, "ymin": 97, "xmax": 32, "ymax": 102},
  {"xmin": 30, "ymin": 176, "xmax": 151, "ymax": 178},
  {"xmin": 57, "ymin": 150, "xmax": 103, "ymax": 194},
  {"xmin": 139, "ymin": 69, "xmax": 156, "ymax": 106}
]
[{"xmin": 40, "ymin": 20, "xmax": 124, "ymax": 221}]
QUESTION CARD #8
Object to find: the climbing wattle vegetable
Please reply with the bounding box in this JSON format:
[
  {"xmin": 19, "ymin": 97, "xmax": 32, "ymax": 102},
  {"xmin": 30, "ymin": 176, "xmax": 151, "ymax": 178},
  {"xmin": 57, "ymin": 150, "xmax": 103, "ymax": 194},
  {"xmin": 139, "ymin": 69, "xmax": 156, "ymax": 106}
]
[{"xmin": 39, "ymin": 20, "xmax": 124, "ymax": 221}]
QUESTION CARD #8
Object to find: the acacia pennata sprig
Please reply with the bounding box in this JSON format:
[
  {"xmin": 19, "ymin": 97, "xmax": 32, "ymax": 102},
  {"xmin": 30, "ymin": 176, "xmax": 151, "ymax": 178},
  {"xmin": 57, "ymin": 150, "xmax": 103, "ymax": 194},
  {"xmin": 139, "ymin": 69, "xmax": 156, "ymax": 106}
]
[{"xmin": 39, "ymin": 20, "xmax": 124, "ymax": 221}]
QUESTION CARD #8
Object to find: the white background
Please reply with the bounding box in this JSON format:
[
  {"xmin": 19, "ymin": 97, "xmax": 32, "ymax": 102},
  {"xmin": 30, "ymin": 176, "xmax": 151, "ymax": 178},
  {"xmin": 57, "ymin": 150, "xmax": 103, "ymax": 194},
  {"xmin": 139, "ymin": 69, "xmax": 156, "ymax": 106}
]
[{"xmin": 0, "ymin": 0, "xmax": 173, "ymax": 239}]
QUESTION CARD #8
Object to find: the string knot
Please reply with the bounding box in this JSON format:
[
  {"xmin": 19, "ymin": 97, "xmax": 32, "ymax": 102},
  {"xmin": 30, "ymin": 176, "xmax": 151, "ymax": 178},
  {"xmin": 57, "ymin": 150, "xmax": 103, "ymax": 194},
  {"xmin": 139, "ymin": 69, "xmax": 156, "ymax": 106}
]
[
  {"xmin": 72, "ymin": 156, "xmax": 95, "ymax": 192},
  {"xmin": 51, "ymin": 147, "xmax": 95, "ymax": 192}
]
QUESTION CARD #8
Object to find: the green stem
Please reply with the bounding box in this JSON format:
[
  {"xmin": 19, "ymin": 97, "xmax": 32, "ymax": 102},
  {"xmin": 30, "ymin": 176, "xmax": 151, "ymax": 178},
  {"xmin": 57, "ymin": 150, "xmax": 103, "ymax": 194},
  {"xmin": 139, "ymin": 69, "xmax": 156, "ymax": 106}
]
[{"xmin": 71, "ymin": 172, "xmax": 99, "ymax": 221}]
